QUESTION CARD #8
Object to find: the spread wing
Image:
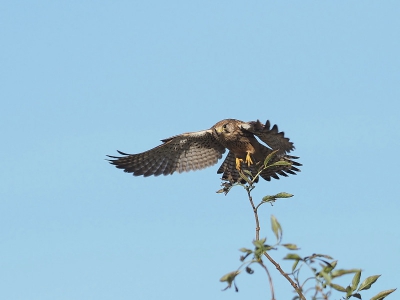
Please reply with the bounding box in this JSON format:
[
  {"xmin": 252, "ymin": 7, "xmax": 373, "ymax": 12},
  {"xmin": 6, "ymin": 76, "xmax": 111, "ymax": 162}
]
[
  {"xmin": 240, "ymin": 120, "xmax": 295, "ymax": 155},
  {"xmin": 107, "ymin": 130, "xmax": 226, "ymax": 177}
]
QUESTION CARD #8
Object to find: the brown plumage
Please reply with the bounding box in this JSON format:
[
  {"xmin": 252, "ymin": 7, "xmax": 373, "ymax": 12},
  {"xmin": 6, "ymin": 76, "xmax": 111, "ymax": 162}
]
[{"xmin": 107, "ymin": 119, "xmax": 301, "ymax": 183}]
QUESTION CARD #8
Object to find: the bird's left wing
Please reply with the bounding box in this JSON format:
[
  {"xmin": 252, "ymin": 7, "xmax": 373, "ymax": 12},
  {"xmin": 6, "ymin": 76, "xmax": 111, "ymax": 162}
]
[{"xmin": 241, "ymin": 120, "xmax": 295, "ymax": 154}]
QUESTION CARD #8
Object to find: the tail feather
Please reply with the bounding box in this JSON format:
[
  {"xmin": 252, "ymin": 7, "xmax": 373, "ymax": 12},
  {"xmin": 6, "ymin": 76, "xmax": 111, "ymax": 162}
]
[{"xmin": 217, "ymin": 146, "xmax": 301, "ymax": 184}]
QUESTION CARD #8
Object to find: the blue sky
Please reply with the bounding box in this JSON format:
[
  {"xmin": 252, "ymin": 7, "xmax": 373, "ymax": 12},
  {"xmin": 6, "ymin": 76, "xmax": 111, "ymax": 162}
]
[{"xmin": 1, "ymin": 1, "xmax": 399, "ymax": 299}]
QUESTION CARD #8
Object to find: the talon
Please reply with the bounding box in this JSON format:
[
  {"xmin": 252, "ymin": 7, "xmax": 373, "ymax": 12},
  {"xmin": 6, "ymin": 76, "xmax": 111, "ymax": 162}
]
[
  {"xmin": 235, "ymin": 153, "xmax": 253, "ymax": 170},
  {"xmin": 245, "ymin": 152, "xmax": 253, "ymax": 167},
  {"xmin": 235, "ymin": 158, "xmax": 244, "ymax": 170}
]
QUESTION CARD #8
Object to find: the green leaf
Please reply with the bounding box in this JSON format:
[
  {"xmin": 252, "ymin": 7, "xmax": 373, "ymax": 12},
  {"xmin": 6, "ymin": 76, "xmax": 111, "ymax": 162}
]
[
  {"xmin": 284, "ymin": 253, "xmax": 302, "ymax": 260},
  {"xmin": 252, "ymin": 238, "xmax": 275, "ymax": 259},
  {"xmin": 263, "ymin": 150, "xmax": 279, "ymax": 167},
  {"xmin": 370, "ymin": 288, "xmax": 397, "ymax": 300},
  {"xmin": 239, "ymin": 248, "xmax": 252, "ymax": 254},
  {"xmin": 310, "ymin": 254, "xmax": 334, "ymax": 260},
  {"xmin": 252, "ymin": 238, "xmax": 267, "ymax": 248},
  {"xmin": 282, "ymin": 243, "xmax": 299, "ymax": 250},
  {"xmin": 220, "ymin": 270, "xmax": 240, "ymax": 285},
  {"xmin": 351, "ymin": 270, "xmax": 361, "ymax": 292},
  {"xmin": 270, "ymin": 215, "xmax": 282, "ymax": 241},
  {"xmin": 238, "ymin": 170, "xmax": 251, "ymax": 184},
  {"xmin": 269, "ymin": 160, "xmax": 292, "ymax": 168},
  {"xmin": 292, "ymin": 259, "xmax": 300, "ymax": 272},
  {"xmin": 330, "ymin": 283, "xmax": 346, "ymax": 292},
  {"xmin": 319, "ymin": 271, "xmax": 331, "ymax": 285},
  {"xmin": 242, "ymin": 169, "xmax": 253, "ymax": 177},
  {"xmin": 262, "ymin": 195, "xmax": 276, "ymax": 203},
  {"xmin": 352, "ymin": 293, "xmax": 362, "ymax": 299},
  {"xmin": 346, "ymin": 285, "xmax": 353, "ymax": 298},
  {"xmin": 261, "ymin": 192, "xmax": 293, "ymax": 203},
  {"xmin": 357, "ymin": 274, "xmax": 381, "ymax": 291},
  {"xmin": 274, "ymin": 192, "xmax": 293, "ymax": 198},
  {"xmin": 331, "ymin": 268, "xmax": 361, "ymax": 279},
  {"xmin": 322, "ymin": 260, "xmax": 337, "ymax": 273}
]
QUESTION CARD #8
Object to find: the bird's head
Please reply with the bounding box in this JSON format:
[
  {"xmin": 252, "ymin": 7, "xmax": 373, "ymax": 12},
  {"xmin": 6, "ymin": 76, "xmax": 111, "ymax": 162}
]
[{"xmin": 213, "ymin": 120, "xmax": 236, "ymax": 138}]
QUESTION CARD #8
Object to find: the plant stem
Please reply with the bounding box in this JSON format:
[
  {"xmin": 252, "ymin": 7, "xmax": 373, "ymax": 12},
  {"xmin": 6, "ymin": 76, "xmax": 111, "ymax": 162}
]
[
  {"xmin": 259, "ymin": 259, "xmax": 276, "ymax": 300},
  {"xmin": 245, "ymin": 185, "xmax": 306, "ymax": 300},
  {"xmin": 263, "ymin": 251, "xmax": 306, "ymax": 300},
  {"xmin": 246, "ymin": 187, "xmax": 260, "ymax": 240}
]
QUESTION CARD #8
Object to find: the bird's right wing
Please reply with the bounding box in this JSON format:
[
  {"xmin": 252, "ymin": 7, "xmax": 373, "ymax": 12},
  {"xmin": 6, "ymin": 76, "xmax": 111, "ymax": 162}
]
[{"xmin": 107, "ymin": 129, "xmax": 226, "ymax": 177}]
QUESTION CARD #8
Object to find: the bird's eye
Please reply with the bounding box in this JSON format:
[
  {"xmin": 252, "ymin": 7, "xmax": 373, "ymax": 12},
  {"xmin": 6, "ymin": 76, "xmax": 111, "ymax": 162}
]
[{"xmin": 221, "ymin": 123, "xmax": 230, "ymax": 133}]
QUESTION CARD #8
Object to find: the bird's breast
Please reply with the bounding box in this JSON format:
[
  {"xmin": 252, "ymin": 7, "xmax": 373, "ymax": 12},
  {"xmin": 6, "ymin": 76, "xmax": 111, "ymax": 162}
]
[{"xmin": 225, "ymin": 138, "xmax": 259, "ymax": 159}]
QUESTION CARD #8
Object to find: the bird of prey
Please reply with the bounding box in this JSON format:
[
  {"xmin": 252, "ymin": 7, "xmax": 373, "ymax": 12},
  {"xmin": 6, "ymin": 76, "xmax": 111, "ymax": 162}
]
[{"xmin": 107, "ymin": 119, "xmax": 301, "ymax": 183}]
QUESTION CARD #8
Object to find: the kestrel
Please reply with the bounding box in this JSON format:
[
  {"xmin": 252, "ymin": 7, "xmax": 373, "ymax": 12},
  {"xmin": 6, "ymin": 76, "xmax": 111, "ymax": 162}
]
[{"xmin": 107, "ymin": 119, "xmax": 301, "ymax": 183}]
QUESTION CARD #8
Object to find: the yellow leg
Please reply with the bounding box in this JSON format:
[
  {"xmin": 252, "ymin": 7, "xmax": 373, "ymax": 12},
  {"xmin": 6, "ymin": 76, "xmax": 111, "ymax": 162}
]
[
  {"xmin": 235, "ymin": 153, "xmax": 253, "ymax": 170},
  {"xmin": 235, "ymin": 158, "xmax": 244, "ymax": 170},
  {"xmin": 245, "ymin": 152, "xmax": 253, "ymax": 167}
]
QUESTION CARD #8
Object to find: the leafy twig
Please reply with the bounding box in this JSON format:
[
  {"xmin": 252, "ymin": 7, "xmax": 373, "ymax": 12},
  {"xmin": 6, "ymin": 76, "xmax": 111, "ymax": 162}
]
[{"xmin": 244, "ymin": 182, "xmax": 306, "ymax": 300}]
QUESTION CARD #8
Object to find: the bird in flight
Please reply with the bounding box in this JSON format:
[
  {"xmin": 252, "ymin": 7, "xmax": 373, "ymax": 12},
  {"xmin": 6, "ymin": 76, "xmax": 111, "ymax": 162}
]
[{"xmin": 107, "ymin": 119, "xmax": 301, "ymax": 183}]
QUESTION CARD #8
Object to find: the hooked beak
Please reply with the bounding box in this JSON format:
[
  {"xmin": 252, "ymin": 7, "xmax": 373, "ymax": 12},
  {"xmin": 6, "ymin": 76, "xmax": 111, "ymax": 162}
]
[{"xmin": 214, "ymin": 126, "xmax": 223, "ymax": 135}]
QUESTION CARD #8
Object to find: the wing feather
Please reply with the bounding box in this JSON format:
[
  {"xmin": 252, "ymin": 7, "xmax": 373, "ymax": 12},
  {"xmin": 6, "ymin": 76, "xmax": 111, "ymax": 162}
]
[
  {"xmin": 107, "ymin": 129, "xmax": 226, "ymax": 177},
  {"xmin": 241, "ymin": 120, "xmax": 295, "ymax": 154}
]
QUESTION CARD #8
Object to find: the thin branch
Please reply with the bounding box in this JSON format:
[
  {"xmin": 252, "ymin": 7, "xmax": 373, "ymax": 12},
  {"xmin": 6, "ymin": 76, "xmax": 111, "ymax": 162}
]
[
  {"xmin": 246, "ymin": 187, "xmax": 260, "ymax": 240},
  {"xmin": 258, "ymin": 259, "xmax": 276, "ymax": 300},
  {"xmin": 263, "ymin": 251, "xmax": 306, "ymax": 300},
  {"xmin": 245, "ymin": 183, "xmax": 306, "ymax": 300}
]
